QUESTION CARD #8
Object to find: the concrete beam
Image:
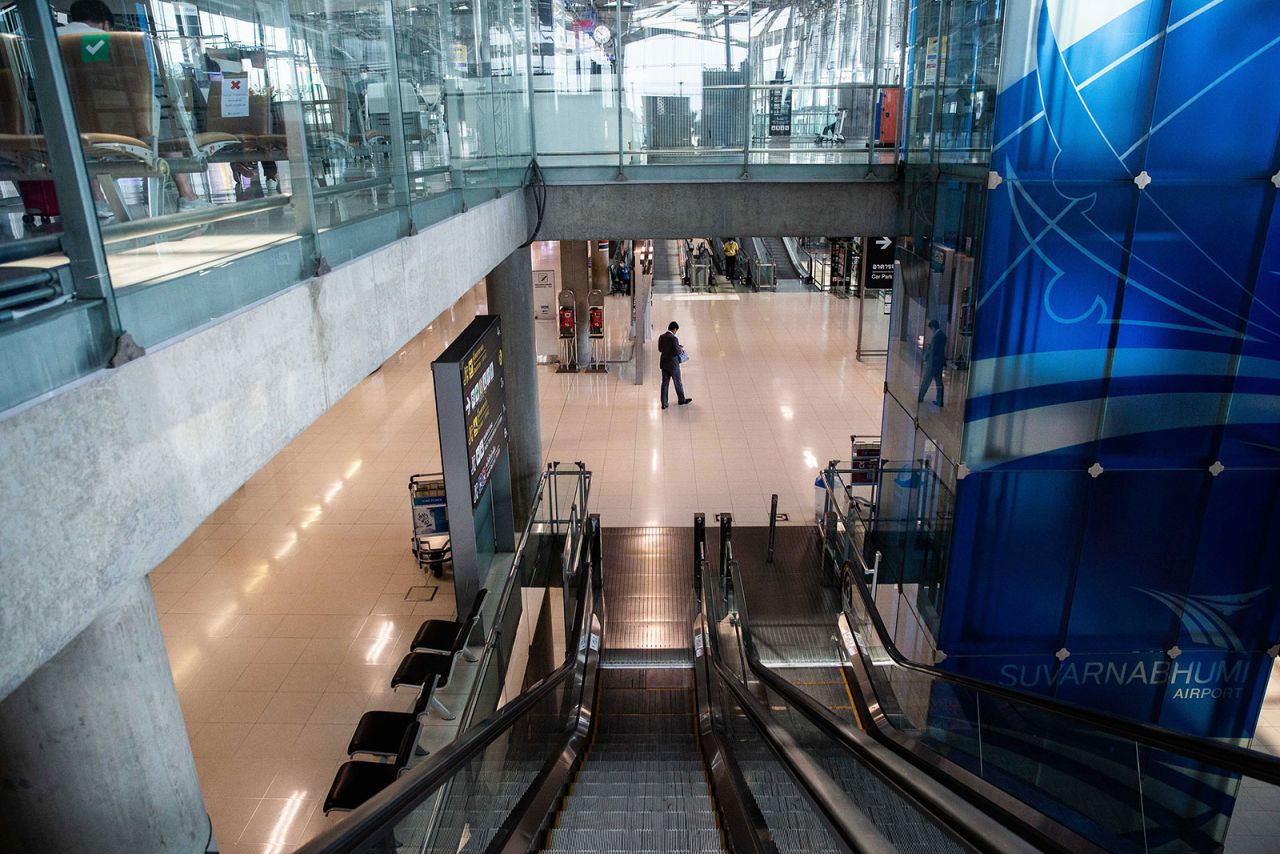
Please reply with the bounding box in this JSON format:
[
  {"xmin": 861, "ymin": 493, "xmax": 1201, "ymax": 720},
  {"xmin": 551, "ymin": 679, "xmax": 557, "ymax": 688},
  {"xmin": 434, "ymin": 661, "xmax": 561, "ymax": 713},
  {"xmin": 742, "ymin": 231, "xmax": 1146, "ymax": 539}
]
[
  {"xmin": 533, "ymin": 181, "xmax": 905, "ymax": 240},
  {"xmin": 0, "ymin": 192, "xmax": 528, "ymax": 701}
]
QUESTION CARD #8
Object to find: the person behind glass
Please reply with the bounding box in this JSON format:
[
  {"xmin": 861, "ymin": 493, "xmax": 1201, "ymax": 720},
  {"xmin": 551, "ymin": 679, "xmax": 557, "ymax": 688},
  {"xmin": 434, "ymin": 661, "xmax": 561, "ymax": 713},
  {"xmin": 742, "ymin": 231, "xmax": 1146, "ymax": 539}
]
[
  {"xmin": 59, "ymin": 0, "xmax": 209, "ymax": 214},
  {"xmin": 658, "ymin": 321, "xmax": 692, "ymax": 410},
  {"xmin": 918, "ymin": 319, "xmax": 947, "ymax": 406}
]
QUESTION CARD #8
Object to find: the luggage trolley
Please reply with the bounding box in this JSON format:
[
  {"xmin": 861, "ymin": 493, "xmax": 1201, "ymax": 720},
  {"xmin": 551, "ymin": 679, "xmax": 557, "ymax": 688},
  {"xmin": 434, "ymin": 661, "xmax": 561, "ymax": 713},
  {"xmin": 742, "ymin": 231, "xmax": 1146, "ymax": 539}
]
[{"xmin": 408, "ymin": 474, "xmax": 453, "ymax": 577}]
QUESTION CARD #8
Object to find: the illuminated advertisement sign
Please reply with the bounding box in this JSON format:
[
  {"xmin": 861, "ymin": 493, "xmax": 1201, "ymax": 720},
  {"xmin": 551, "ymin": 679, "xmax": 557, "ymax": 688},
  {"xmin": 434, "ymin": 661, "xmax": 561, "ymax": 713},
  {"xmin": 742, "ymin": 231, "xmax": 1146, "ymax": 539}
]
[
  {"xmin": 459, "ymin": 321, "xmax": 507, "ymax": 507},
  {"xmin": 433, "ymin": 316, "xmax": 509, "ymax": 510}
]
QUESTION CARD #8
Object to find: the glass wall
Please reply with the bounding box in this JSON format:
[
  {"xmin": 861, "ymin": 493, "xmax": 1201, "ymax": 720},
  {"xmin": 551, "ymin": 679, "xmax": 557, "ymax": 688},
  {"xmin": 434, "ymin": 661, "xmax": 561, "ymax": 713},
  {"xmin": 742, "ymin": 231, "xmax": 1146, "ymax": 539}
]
[
  {"xmin": 900, "ymin": 0, "xmax": 1000, "ymax": 163},
  {"xmin": 2, "ymin": 0, "xmax": 909, "ymax": 413},
  {"xmin": 875, "ymin": 0, "xmax": 1280, "ymax": 753}
]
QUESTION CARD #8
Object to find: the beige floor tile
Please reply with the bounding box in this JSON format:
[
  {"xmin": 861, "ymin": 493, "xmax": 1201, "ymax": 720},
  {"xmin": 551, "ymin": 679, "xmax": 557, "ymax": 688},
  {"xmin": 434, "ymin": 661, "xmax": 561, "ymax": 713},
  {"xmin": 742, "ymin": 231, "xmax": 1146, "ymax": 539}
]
[
  {"xmin": 207, "ymin": 691, "xmax": 275, "ymax": 724},
  {"xmin": 230, "ymin": 661, "xmax": 295, "ymax": 693},
  {"xmin": 279, "ymin": 662, "xmax": 340, "ymax": 693},
  {"xmin": 258, "ymin": 692, "xmax": 325, "ymax": 725},
  {"xmin": 308, "ymin": 691, "xmax": 370, "ymax": 726},
  {"xmin": 236, "ymin": 722, "xmax": 305, "ymax": 761},
  {"xmin": 236, "ymin": 796, "xmax": 319, "ymax": 846}
]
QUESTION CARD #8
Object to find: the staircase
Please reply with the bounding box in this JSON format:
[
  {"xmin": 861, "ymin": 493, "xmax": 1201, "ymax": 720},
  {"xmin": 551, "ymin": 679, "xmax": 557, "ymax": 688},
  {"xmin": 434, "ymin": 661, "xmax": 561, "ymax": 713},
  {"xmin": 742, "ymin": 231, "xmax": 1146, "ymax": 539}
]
[{"xmin": 543, "ymin": 669, "xmax": 724, "ymax": 853}]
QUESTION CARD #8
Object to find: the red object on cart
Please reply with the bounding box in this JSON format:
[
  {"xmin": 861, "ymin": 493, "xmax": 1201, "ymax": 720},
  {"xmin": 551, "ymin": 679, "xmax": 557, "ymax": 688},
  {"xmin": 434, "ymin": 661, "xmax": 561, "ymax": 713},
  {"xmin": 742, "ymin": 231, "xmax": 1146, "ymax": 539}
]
[{"xmin": 17, "ymin": 181, "xmax": 60, "ymax": 219}]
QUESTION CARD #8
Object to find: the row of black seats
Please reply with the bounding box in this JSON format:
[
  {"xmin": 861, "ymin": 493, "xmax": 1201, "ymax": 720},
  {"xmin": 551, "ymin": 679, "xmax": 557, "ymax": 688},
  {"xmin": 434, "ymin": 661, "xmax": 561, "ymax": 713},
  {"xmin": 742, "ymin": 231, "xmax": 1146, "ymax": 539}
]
[{"xmin": 322, "ymin": 589, "xmax": 489, "ymax": 815}]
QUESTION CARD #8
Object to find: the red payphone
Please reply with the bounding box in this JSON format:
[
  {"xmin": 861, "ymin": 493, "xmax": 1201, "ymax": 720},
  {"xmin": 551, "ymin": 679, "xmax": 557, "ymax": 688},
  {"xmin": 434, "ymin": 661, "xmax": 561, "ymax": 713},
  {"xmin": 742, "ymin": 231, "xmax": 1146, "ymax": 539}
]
[{"xmin": 559, "ymin": 305, "xmax": 576, "ymax": 339}]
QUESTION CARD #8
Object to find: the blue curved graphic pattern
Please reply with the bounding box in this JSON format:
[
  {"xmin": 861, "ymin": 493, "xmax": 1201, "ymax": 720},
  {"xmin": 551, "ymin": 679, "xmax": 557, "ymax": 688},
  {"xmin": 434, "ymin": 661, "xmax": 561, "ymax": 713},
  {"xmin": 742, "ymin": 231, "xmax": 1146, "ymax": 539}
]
[
  {"xmin": 964, "ymin": 0, "xmax": 1280, "ymax": 471},
  {"xmin": 929, "ymin": 0, "xmax": 1280, "ymax": 752}
]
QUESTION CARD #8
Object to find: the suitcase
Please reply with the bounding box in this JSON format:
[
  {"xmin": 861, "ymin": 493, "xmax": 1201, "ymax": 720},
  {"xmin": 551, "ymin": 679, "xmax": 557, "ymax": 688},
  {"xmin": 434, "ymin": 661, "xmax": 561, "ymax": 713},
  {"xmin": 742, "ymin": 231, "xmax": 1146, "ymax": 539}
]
[{"xmin": 16, "ymin": 180, "xmax": 60, "ymax": 223}]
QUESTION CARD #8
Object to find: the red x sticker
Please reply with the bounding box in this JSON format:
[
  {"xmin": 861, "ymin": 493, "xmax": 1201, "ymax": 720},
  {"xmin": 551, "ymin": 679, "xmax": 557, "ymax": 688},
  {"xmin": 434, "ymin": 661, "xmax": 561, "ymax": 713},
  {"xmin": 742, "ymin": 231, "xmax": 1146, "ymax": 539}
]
[{"xmin": 230, "ymin": 80, "xmax": 241, "ymax": 89}]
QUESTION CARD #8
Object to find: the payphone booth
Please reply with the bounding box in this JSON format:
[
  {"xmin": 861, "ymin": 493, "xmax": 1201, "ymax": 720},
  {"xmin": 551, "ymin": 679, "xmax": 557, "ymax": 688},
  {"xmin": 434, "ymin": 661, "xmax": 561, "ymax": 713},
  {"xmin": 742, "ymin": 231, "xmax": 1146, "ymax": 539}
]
[
  {"xmin": 585, "ymin": 288, "xmax": 607, "ymax": 373},
  {"xmin": 557, "ymin": 288, "xmax": 578, "ymax": 372}
]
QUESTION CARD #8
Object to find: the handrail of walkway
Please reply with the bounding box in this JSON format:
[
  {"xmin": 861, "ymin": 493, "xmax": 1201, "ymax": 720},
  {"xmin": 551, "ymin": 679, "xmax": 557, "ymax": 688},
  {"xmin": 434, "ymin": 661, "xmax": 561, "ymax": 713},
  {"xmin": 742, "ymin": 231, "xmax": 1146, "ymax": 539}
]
[{"xmin": 823, "ymin": 468, "xmax": 1280, "ymax": 786}]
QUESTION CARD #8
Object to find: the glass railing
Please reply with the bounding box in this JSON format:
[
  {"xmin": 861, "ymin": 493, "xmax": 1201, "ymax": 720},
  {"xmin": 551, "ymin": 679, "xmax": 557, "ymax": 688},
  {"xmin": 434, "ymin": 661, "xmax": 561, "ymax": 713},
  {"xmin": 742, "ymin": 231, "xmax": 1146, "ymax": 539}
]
[
  {"xmin": 704, "ymin": 539, "xmax": 1034, "ymax": 849},
  {"xmin": 2, "ymin": 0, "xmax": 922, "ymax": 415},
  {"xmin": 295, "ymin": 466, "xmax": 599, "ymax": 854},
  {"xmin": 832, "ymin": 508, "xmax": 1280, "ymax": 852}
]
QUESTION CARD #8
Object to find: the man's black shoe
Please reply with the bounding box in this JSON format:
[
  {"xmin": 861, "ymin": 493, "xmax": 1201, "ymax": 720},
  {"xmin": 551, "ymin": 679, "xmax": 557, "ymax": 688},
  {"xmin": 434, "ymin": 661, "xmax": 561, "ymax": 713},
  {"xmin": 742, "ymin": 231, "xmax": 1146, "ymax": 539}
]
[
  {"xmin": 678, "ymin": 398, "xmax": 693, "ymax": 405},
  {"xmin": 662, "ymin": 404, "xmax": 669, "ymax": 410}
]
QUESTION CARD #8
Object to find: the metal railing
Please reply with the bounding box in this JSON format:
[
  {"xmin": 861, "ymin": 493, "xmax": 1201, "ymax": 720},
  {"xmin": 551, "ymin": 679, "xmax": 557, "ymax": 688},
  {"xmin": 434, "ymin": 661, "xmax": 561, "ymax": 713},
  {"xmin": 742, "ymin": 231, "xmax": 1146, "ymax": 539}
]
[
  {"xmin": 295, "ymin": 464, "xmax": 595, "ymax": 854},
  {"xmin": 705, "ymin": 515, "xmax": 1045, "ymax": 853}
]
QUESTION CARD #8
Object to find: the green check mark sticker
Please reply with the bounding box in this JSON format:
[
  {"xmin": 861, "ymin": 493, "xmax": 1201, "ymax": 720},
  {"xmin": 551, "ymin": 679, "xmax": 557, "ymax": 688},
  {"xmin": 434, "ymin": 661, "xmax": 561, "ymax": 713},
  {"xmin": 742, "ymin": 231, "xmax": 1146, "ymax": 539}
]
[{"xmin": 81, "ymin": 34, "xmax": 109, "ymax": 63}]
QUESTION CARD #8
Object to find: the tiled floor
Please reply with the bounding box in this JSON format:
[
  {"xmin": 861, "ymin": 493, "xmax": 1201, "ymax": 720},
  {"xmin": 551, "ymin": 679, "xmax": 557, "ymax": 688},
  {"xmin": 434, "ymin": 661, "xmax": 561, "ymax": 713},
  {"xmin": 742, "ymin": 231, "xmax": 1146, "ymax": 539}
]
[
  {"xmin": 153, "ymin": 283, "xmax": 491, "ymax": 853},
  {"xmin": 152, "ymin": 254, "xmax": 888, "ymax": 851},
  {"xmin": 150, "ymin": 246, "xmax": 1280, "ymax": 852}
]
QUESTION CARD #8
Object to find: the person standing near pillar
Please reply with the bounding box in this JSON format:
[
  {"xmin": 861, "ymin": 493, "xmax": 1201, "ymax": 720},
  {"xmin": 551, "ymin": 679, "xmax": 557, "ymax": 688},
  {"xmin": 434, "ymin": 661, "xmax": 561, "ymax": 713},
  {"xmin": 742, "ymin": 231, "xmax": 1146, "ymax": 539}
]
[
  {"xmin": 918, "ymin": 318, "xmax": 947, "ymax": 406},
  {"xmin": 658, "ymin": 321, "xmax": 692, "ymax": 410}
]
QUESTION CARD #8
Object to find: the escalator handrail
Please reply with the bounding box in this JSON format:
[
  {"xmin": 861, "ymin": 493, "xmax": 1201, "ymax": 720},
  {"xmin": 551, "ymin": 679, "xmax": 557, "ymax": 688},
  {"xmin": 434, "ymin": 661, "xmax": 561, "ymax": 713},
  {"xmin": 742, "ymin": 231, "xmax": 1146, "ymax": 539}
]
[
  {"xmin": 700, "ymin": 619, "xmax": 896, "ymax": 853},
  {"xmin": 295, "ymin": 653, "xmax": 582, "ymax": 854},
  {"xmin": 724, "ymin": 562, "xmax": 1073, "ymax": 854},
  {"xmin": 835, "ymin": 534, "xmax": 1280, "ymax": 785},
  {"xmin": 297, "ymin": 516, "xmax": 598, "ymax": 854}
]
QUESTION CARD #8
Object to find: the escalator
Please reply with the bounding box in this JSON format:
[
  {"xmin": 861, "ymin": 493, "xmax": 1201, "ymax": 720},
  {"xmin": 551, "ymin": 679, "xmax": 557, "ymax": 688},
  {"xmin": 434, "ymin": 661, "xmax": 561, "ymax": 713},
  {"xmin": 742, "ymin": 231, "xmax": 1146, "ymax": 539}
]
[
  {"xmin": 544, "ymin": 669, "xmax": 722, "ymax": 853},
  {"xmin": 652, "ymin": 239, "xmax": 683, "ymax": 293},
  {"xmin": 759, "ymin": 237, "xmax": 803, "ymax": 283},
  {"xmin": 293, "ymin": 501, "xmax": 1280, "ymax": 854},
  {"xmin": 712, "ymin": 508, "xmax": 1280, "ymax": 853}
]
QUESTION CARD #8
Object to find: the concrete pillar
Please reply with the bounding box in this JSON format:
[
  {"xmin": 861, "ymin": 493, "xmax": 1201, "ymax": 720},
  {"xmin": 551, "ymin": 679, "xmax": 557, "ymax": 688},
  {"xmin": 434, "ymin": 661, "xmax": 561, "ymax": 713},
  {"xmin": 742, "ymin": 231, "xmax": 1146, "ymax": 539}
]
[
  {"xmin": 591, "ymin": 242, "xmax": 610, "ymax": 291},
  {"xmin": 486, "ymin": 246, "xmax": 543, "ymax": 526},
  {"xmin": 0, "ymin": 578, "xmax": 210, "ymax": 854},
  {"xmin": 560, "ymin": 240, "xmax": 592, "ymax": 363}
]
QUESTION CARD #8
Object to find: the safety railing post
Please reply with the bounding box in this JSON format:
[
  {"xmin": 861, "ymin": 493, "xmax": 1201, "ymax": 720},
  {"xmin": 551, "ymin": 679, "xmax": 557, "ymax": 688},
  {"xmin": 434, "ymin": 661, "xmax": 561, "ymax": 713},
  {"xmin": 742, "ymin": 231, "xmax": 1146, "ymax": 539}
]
[
  {"xmin": 693, "ymin": 513, "xmax": 706, "ymax": 601},
  {"xmin": 718, "ymin": 512, "xmax": 733, "ymax": 581},
  {"xmin": 589, "ymin": 513, "xmax": 602, "ymax": 592},
  {"xmin": 766, "ymin": 494, "xmax": 778, "ymax": 564}
]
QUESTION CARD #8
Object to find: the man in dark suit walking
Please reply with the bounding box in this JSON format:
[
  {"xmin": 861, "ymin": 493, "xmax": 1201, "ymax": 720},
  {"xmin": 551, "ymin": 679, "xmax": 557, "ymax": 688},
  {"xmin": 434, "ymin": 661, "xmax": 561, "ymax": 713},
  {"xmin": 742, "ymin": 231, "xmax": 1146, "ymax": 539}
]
[
  {"xmin": 918, "ymin": 319, "xmax": 947, "ymax": 406},
  {"xmin": 658, "ymin": 321, "xmax": 692, "ymax": 410}
]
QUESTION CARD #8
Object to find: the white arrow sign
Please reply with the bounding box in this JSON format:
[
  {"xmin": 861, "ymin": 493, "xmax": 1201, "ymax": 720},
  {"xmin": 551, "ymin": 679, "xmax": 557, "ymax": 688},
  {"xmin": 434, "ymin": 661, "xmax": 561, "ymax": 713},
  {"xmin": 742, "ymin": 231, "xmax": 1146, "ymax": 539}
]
[{"xmin": 876, "ymin": 237, "xmax": 892, "ymax": 250}]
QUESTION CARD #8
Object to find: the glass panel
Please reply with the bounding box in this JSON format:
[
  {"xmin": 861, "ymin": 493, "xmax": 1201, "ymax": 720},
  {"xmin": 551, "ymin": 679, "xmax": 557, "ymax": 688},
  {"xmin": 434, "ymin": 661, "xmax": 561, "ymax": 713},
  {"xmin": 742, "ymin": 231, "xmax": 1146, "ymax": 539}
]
[
  {"xmin": 0, "ymin": 10, "xmax": 71, "ymax": 272},
  {"xmin": 389, "ymin": 1, "xmax": 451, "ymax": 201},
  {"xmin": 620, "ymin": 0, "xmax": 742, "ymax": 165},
  {"xmin": 353, "ymin": 666, "xmax": 577, "ymax": 854},
  {"xmin": 291, "ymin": 0, "xmax": 402, "ymax": 228},
  {"xmin": 51, "ymin": 0, "xmax": 306, "ymax": 288},
  {"xmin": 845, "ymin": 564, "xmax": 1280, "ymax": 852}
]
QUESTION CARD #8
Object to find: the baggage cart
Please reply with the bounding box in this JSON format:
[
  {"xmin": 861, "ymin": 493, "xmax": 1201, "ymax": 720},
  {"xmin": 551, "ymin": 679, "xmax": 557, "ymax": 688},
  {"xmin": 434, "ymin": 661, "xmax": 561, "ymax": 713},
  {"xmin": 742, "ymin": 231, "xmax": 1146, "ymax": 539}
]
[{"xmin": 408, "ymin": 474, "xmax": 452, "ymax": 577}]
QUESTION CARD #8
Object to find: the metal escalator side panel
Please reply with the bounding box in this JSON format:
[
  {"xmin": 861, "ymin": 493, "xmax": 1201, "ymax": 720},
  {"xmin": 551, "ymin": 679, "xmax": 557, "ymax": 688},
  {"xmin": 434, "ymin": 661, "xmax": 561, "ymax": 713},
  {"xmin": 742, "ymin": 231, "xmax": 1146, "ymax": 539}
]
[
  {"xmin": 693, "ymin": 615, "xmax": 780, "ymax": 854},
  {"xmin": 485, "ymin": 612, "xmax": 604, "ymax": 854}
]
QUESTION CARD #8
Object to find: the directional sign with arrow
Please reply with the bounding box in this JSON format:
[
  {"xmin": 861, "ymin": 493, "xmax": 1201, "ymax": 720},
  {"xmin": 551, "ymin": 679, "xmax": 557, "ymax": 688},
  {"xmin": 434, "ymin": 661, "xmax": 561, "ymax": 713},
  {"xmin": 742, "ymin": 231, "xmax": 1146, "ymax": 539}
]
[{"xmin": 864, "ymin": 236, "xmax": 896, "ymax": 290}]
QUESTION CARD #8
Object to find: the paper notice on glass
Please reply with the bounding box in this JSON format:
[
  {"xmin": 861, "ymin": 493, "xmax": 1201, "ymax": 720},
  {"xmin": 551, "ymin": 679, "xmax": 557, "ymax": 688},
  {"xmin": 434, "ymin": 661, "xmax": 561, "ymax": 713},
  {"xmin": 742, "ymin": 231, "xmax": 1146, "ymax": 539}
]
[{"xmin": 221, "ymin": 75, "xmax": 250, "ymax": 118}]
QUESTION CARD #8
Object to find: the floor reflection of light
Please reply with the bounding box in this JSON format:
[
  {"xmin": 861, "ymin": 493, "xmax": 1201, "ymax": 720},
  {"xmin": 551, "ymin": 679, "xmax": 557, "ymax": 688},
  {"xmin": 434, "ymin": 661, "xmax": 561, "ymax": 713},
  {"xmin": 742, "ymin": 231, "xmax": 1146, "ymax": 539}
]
[
  {"xmin": 323, "ymin": 481, "xmax": 344, "ymax": 504},
  {"xmin": 206, "ymin": 603, "xmax": 240, "ymax": 637},
  {"xmin": 242, "ymin": 562, "xmax": 271, "ymax": 595},
  {"xmin": 344, "ymin": 459, "xmax": 363, "ymax": 480},
  {"xmin": 651, "ymin": 449, "xmax": 659, "ymax": 472},
  {"xmin": 273, "ymin": 532, "xmax": 298, "ymax": 560},
  {"xmin": 780, "ymin": 405, "xmax": 794, "ymax": 421},
  {"xmin": 265, "ymin": 791, "xmax": 306, "ymax": 852},
  {"xmin": 366, "ymin": 620, "xmax": 395, "ymax": 664},
  {"xmin": 169, "ymin": 649, "xmax": 201, "ymax": 684},
  {"xmin": 299, "ymin": 506, "xmax": 322, "ymax": 529},
  {"xmin": 803, "ymin": 450, "xmax": 818, "ymax": 469}
]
